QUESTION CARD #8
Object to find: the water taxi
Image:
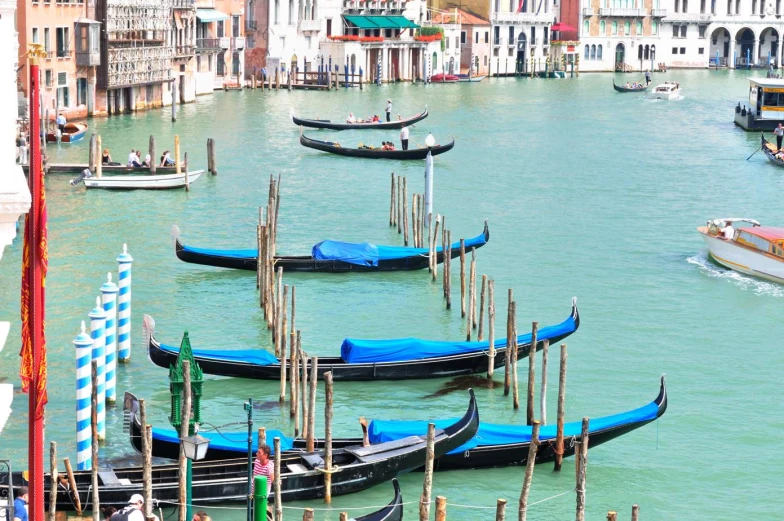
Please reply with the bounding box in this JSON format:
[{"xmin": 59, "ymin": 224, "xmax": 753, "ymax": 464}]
[
  {"xmin": 697, "ymin": 218, "xmax": 784, "ymax": 283},
  {"xmin": 649, "ymin": 82, "xmax": 680, "ymax": 100},
  {"xmin": 734, "ymin": 78, "xmax": 784, "ymax": 131}
]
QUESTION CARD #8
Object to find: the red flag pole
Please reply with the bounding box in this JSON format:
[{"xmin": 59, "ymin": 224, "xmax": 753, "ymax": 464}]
[{"xmin": 26, "ymin": 45, "xmax": 46, "ymax": 521}]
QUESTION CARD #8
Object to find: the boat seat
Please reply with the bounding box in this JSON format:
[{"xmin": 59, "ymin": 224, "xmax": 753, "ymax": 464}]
[
  {"xmin": 347, "ymin": 435, "xmax": 425, "ymax": 458},
  {"xmin": 286, "ymin": 463, "xmax": 309, "ymax": 474},
  {"xmin": 301, "ymin": 453, "xmax": 325, "ymax": 469},
  {"xmin": 98, "ymin": 470, "xmax": 123, "ymax": 487}
]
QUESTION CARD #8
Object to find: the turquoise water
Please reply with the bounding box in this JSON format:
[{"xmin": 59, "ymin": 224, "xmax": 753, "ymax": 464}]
[{"xmin": 2, "ymin": 69, "xmax": 784, "ymax": 520}]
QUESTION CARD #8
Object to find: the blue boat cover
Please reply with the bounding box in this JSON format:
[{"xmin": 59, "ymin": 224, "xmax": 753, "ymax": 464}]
[
  {"xmin": 158, "ymin": 343, "xmax": 279, "ymax": 366},
  {"xmin": 152, "ymin": 426, "xmax": 294, "ymax": 455},
  {"xmin": 368, "ymin": 399, "xmax": 659, "ymax": 455},
  {"xmin": 340, "ymin": 312, "xmax": 576, "ymax": 364},
  {"xmin": 182, "ymin": 243, "xmax": 257, "ymax": 260},
  {"xmin": 312, "ymin": 230, "xmax": 487, "ymax": 267}
]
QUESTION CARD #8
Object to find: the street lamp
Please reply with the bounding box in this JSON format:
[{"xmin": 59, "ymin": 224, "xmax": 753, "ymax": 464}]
[{"xmin": 180, "ymin": 434, "xmax": 210, "ymax": 461}]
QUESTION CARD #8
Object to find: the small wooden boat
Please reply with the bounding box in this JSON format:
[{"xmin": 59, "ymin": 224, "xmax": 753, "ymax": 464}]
[
  {"xmin": 697, "ymin": 217, "xmax": 784, "ymax": 283},
  {"xmin": 46, "ymin": 122, "xmax": 88, "ymax": 143},
  {"xmin": 649, "ymin": 82, "xmax": 680, "ymax": 100},
  {"xmin": 300, "ymin": 133, "xmax": 455, "ymax": 160},
  {"xmin": 613, "ymin": 80, "xmax": 649, "ymax": 92},
  {"xmin": 292, "ymin": 108, "xmax": 428, "ymax": 130},
  {"xmin": 430, "ymin": 73, "xmax": 459, "ymax": 83},
  {"xmin": 126, "ymin": 376, "xmax": 666, "ymax": 471},
  {"xmin": 23, "ymin": 164, "xmax": 184, "ymax": 175},
  {"xmin": 144, "ymin": 299, "xmax": 578, "ymax": 381},
  {"xmin": 9, "ymin": 391, "xmax": 478, "ymax": 509},
  {"xmin": 71, "ymin": 170, "xmax": 204, "ymax": 190},
  {"xmin": 456, "ymin": 74, "xmax": 486, "ymax": 82},
  {"xmin": 761, "ymin": 134, "xmax": 784, "ymax": 166},
  {"xmin": 172, "ymin": 222, "xmax": 489, "ymax": 272}
]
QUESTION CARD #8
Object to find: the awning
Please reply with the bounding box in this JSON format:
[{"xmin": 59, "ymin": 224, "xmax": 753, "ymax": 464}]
[
  {"xmin": 196, "ymin": 9, "xmax": 230, "ymax": 22},
  {"xmin": 343, "ymin": 15, "xmax": 420, "ymax": 29}
]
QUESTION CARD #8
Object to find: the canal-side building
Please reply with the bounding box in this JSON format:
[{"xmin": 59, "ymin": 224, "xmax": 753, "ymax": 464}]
[
  {"xmin": 577, "ymin": 0, "xmax": 665, "ymax": 72},
  {"xmin": 171, "ymin": 0, "xmax": 198, "ymax": 105},
  {"xmin": 489, "ymin": 0, "xmax": 556, "ymax": 75},
  {"xmin": 427, "ymin": 8, "xmax": 463, "ymax": 75},
  {"xmin": 194, "ymin": 0, "xmax": 245, "ymax": 93},
  {"xmin": 455, "ymin": 8, "xmax": 491, "ymax": 74}
]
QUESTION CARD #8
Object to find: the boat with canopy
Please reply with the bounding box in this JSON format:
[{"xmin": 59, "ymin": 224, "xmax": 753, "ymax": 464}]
[
  {"xmin": 300, "ymin": 133, "xmax": 455, "ymax": 160},
  {"xmin": 144, "ymin": 299, "xmax": 579, "ymax": 381},
  {"xmin": 9, "ymin": 391, "xmax": 478, "ymax": 509},
  {"xmin": 172, "ymin": 222, "xmax": 489, "ymax": 272},
  {"xmin": 125, "ymin": 377, "xmax": 666, "ymax": 470},
  {"xmin": 292, "ymin": 108, "xmax": 428, "ymax": 130}
]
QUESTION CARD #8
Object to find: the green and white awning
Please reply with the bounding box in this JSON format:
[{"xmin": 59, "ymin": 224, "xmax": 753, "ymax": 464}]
[
  {"xmin": 343, "ymin": 15, "xmax": 420, "ymax": 29},
  {"xmin": 196, "ymin": 9, "xmax": 229, "ymax": 22}
]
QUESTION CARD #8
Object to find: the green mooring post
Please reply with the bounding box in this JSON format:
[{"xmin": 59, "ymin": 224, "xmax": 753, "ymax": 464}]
[{"xmin": 254, "ymin": 476, "xmax": 268, "ymax": 521}]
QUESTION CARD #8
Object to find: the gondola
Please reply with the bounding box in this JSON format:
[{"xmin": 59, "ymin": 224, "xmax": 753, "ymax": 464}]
[
  {"xmin": 7, "ymin": 391, "xmax": 478, "ymax": 510},
  {"xmin": 46, "ymin": 122, "xmax": 88, "ymax": 143},
  {"xmin": 357, "ymin": 479, "xmax": 403, "ymax": 521},
  {"xmin": 292, "ymin": 108, "xmax": 428, "ymax": 130},
  {"xmin": 612, "ymin": 80, "xmax": 649, "ymax": 93},
  {"xmin": 761, "ymin": 133, "xmax": 784, "ymax": 166},
  {"xmin": 125, "ymin": 376, "xmax": 666, "ymax": 472},
  {"xmin": 144, "ymin": 298, "xmax": 579, "ymax": 381},
  {"xmin": 172, "ymin": 222, "xmax": 489, "ymax": 272},
  {"xmin": 300, "ymin": 133, "xmax": 455, "ymax": 160}
]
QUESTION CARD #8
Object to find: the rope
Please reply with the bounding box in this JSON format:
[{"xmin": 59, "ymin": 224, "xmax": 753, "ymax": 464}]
[
  {"xmin": 282, "ymin": 501, "xmax": 422, "ymax": 511},
  {"xmin": 314, "ymin": 465, "xmax": 341, "ymax": 475}
]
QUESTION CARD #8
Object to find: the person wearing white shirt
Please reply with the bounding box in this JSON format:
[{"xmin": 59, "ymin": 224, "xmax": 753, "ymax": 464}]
[
  {"xmin": 400, "ymin": 126, "xmax": 409, "ymax": 150},
  {"xmin": 721, "ymin": 222, "xmax": 735, "ymax": 240},
  {"xmin": 385, "ymin": 99, "xmax": 392, "ymax": 122},
  {"xmin": 56, "ymin": 113, "xmax": 66, "ymax": 133},
  {"xmin": 127, "ymin": 149, "xmax": 141, "ymax": 167}
]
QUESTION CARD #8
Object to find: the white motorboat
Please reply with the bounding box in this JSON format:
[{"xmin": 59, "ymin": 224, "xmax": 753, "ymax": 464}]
[
  {"xmin": 649, "ymin": 82, "xmax": 681, "ymax": 100},
  {"xmin": 697, "ymin": 218, "xmax": 784, "ymax": 283},
  {"xmin": 72, "ymin": 169, "xmax": 204, "ymax": 190}
]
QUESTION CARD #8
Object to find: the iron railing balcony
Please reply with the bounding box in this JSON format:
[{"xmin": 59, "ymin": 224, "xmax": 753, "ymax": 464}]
[{"xmin": 196, "ymin": 38, "xmax": 221, "ymax": 50}]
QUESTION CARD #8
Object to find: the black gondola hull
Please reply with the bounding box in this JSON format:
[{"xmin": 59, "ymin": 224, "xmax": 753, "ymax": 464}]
[
  {"xmin": 761, "ymin": 134, "xmax": 784, "ymax": 166},
  {"xmin": 612, "ymin": 81, "xmax": 649, "ymax": 93},
  {"xmin": 293, "ymin": 110, "xmax": 428, "ymax": 130},
  {"xmin": 300, "ymin": 133, "xmax": 455, "ymax": 160}
]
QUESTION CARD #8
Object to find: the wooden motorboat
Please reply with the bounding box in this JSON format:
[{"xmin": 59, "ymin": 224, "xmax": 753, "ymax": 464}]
[
  {"xmin": 300, "ymin": 133, "xmax": 455, "ymax": 160},
  {"xmin": 46, "ymin": 122, "xmax": 88, "ymax": 143},
  {"xmin": 23, "ymin": 164, "xmax": 184, "ymax": 175},
  {"xmin": 292, "ymin": 109, "xmax": 428, "ymax": 130},
  {"xmin": 613, "ymin": 80, "xmax": 649, "ymax": 92},
  {"xmin": 172, "ymin": 222, "xmax": 489, "ymax": 272},
  {"xmin": 761, "ymin": 133, "xmax": 784, "ymax": 166},
  {"xmin": 7, "ymin": 391, "xmax": 478, "ymax": 509},
  {"xmin": 430, "ymin": 74, "xmax": 459, "ymax": 83},
  {"xmin": 648, "ymin": 82, "xmax": 680, "ymax": 100},
  {"xmin": 143, "ymin": 299, "xmax": 579, "ymax": 381},
  {"xmin": 125, "ymin": 377, "xmax": 666, "ymax": 472},
  {"xmin": 70, "ymin": 170, "xmax": 204, "ymax": 190},
  {"xmin": 697, "ymin": 217, "xmax": 784, "ymax": 283},
  {"xmin": 456, "ymin": 74, "xmax": 486, "ymax": 82}
]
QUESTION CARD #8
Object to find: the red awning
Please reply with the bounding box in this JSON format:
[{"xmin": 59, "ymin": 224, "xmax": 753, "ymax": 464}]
[{"xmin": 550, "ymin": 22, "xmax": 575, "ymax": 32}]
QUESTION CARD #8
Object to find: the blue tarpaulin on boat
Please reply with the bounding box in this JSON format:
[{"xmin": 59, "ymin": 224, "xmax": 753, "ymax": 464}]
[
  {"xmin": 369, "ymin": 399, "xmax": 659, "ymax": 455},
  {"xmin": 152, "ymin": 426, "xmax": 294, "ymax": 454},
  {"xmin": 311, "ymin": 229, "xmax": 488, "ymax": 266},
  {"xmin": 182, "ymin": 244, "xmax": 257, "ymax": 259},
  {"xmin": 340, "ymin": 312, "xmax": 576, "ymax": 364},
  {"xmin": 158, "ymin": 343, "xmax": 279, "ymax": 366}
]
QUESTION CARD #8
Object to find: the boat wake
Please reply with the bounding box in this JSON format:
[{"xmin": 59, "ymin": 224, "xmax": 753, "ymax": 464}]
[{"xmin": 686, "ymin": 253, "xmax": 784, "ymax": 297}]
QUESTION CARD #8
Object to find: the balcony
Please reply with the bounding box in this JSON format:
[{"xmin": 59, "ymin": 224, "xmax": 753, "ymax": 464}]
[
  {"xmin": 75, "ymin": 51, "xmax": 100, "ymax": 66},
  {"xmin": 197, "ymin": 38, "xmax": 221, "ymax": 51},
  {"xmin": 174, "ymin": 45, "xmax": 195, "ymax": 57},
  {"xmin": 233, "ymin": 36, "xmax": 246, "ymax": 49},
  {"xmin": 663, "ymin": 12, "xmax": 712, "ymax": 21},
  {"xmin": 599, "ymin": 7, "xmax": 643, "ymax": 15},
  {"xmin": 651, "ymin": 8, "xmax": 667, "ymax": 16},
  {"xmin": 45, "ymin": 51, "xmax": 54, "ymax": 60},
  {"xmin": 582, "ymin": 7, "xmax": 593, "ymax": 15},
  {"xmin": 56, "ymin": 47, "xmax": 70, "ymax": 58},
  {"xmin": 491, "ymin": 12, "xmax": 556, "ymax": 23},
  {"xmin": 246, "ymin": 20, "xmax": 257, "ymax": 31},
  {"xmin": 219, "ymin": 36, "xmax": 231, "ymax": 48},
  {"xmin": 173, "ymin": 0, "xmax": 195, "ymax": 8},
  {"xmin": 298, "ymin": 19, "xmax": 321, "ymax": 32}
]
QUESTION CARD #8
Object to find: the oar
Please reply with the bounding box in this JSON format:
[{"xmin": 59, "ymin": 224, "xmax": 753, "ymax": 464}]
[{"xmin": 746, "ymin": 146, "xmax": 761, "ymax": 160}]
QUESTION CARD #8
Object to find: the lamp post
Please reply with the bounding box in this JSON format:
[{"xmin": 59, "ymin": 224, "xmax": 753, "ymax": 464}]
[
  {"xmin": 168, "ymin": 332, "xmax": 206, "ymax": 521},
  {"xmin": 244, "ymin": 397, "xmax": 254, "ymax": 521}
]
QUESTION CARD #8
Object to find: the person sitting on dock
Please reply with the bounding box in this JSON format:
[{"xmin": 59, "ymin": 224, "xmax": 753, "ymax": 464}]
[
  {"xmin": 143, "ymin": 153, "xmax": 151, "ymax": 167},
  {"xmin": 160, "ymin": 150, "xmax": 175, "ymax": 167},
  {"xmin": 128, "ymin": 149, "xmax": 141, "ymax": 167},
  {"xmin": 252, "ymin": 444, "xmax": 275, "ymax": 497},
  {"xmin": 347, "ymin": 112, "xmax": 356, "ymax": 124},
  {"xmin": 102, "ymin": 149, "xmax": 113, "ymax": 165}
]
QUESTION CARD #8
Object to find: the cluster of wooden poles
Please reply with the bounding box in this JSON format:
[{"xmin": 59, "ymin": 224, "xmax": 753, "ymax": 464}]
[
  {"xmin": 257, "ymin": 174, "xmax": 282, "ymax": 320},
  {"xmin": 248, "ymin": 69, "xmax": 364, "ymax": 91}
]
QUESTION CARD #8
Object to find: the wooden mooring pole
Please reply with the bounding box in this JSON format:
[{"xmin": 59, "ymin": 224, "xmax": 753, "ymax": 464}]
[
  {"xmin": 540, "ymin": 340, "xmax": 549, "ymax": 425},
  {"xmin": 307, "ymin": 357, "xmax": 318, "ymax": 452},
  {"xmin": 487, "ymin": 279, "xmax": 495, "ymax": 378},
  {"xmin": 403, "ymin": 178, "xmax": 409, "ymax": 245},
  {"xmin": 631, "ymin": 505, "xmax": 640, "ymax": 521},
  {"xmin": 575, "ymin": 418, "xmax": 589, "ymax": 521},
  {"xmin": 554, "ymin": 344, "xmax": 568, "ymax": 471},
  {"xmin": 459, "ymin": 240, "xmax": 466, "ymax": 318},
  {"xmin": 419, "ymin": 423, "xmax": 436, "ymax": 521},
  {"xmin": 140, "ymin": 399, "xmax": 153, "ymax": 518},
  {"xmin": 496, "ymin": 499, "xmax": 507, "ymax": 521},
  {"xmin": 149, "ymin": 135, "xmax": 156, "ymax": 176},
  {"xmin": 518, "ymin": 421, "xmax": 540, "ymax": 521},
  {"xmin": 63, "ymin": 458, "xmax": 82, "ymax": 515},
  {"xmin": 607, "ymin": 512, "xmax": 617, "ymax": 521},
  {"xmin": 504, "ymin": 290, "xmax": 513, "ymax": 395},
  {"xmin": 445, "ymin": 231, "xmax": 452, "ymax": 310},
  {"xmin": 301, "ymin": 352, "xmax": 310, "ymax": 445},
  {"xmin": 324, "ymin": 371, "xmax": 334, "ymax": 503},
  {"xmin": 178, "ymin": 360, "xmax": 192, "ymax": 521},
  {"xmin": 49, "ymin": 442, "xmax": 57, "ymax": 521},
  {"xmin": 279, "ymin": 284, "xmax": 288, "ymax": 404},
  {"xmin": 390, "ymin": 173, "xmax": 396, "ymax": 227},
  {"xmin": 527, "ymin": 322, "xmax": 538, "ymax": 425},
  {"xmin": 435, "ymin": 496, "xmax": 446, "ymax": 521},
  {"xmin": 274, "ymin": 437, "xmax": 283, "ymax": 521},
  {"xmin": 478, "ymin": 274, "xmax": 487, "ymax": 340},
  {"xmin": 397, "ymin": 175, "xmax": 403, "ymax": 235},
  {"xmin": 511, "ymin": 303, "xmax": 519, "ymax": 409}
]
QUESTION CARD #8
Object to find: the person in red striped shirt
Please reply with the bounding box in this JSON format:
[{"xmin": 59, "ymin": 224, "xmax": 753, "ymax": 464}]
[{"xmin": 252, "ymin": 444, "xmax": 275, "ymax": 496}]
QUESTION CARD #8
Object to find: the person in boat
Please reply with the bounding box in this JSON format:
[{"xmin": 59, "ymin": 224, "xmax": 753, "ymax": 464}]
[
  {"xmin": 625, "ymin": 82, "xmax": 631, "ymax": 88},
  {"xmin": 400, "ymin": 125, "xmax": 410, "ymax": 151},
  {"xmin": 775, "ymin": 123, "xmax": 784, "ymax": 150},
  {"xmin": 720, "ymin": 221, "xmax": 735, "ymax": 240},
  {"xmin": 56, "ymin": 112, "xmax": 66, "ymax": 133},
  {"xmin": 252, "ymin": 444, "xmax": 275, "ymax": 498},
  {"xmin": 160, "ymin": 150, "xmax": 175, "ymax": 167},
  {"xmin": 385, "ymin": 99, "xmax": 392, "ymax": 122},
  {"xmin": 128, "ymin": 149, "xmax": 141, "ymax": 167},
  {"xmin": 347, "ymin": 112, "xmax": 356, "ymax": 124},
  {"xmin": 645, "ymin": 70, "xmax": 651, "ymax": 84},
  {"xmin": 192, "ymin": 512, "xmax": 211, "ymax": 521},
  {"xmin": 381, "ymin": 141, "xmax": 396, "ymax": 151}
]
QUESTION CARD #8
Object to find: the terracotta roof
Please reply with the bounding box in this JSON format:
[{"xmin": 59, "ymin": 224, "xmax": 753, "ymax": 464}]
[
  {"xmin": 430, "ymin": 8, "xmax": 489, "ymax": 25},
  {"xmin": 741, "ymin": 226, "xmax": 784, "ymax": 242}
]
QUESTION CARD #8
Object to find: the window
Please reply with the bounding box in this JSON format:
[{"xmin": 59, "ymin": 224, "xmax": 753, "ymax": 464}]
[
  {"xmin": 624, "ymin": 21, "xmax": 630, "ymax": 34},
  {"xmin": 494, "ymin": 26, "xmax": 500, "ymax": 45},
  {"xmin": 699, "ymin": 26, "xmax": 706, "ymax": 37},
  {"xmin": 56, "ymin": 27, "xmax": 69, "ymax": 57},
  {"xmin": 683, "ymin": 0, "xmax": 688, "ymax": 11},
  {"xmin": 635, "ymin": 21, "xmax": 642, "ymax": 35},
  {"xmin": 590, "ymin": 44, "xmax": 596, "ymax": 59},
  {"xmin": 433, "ymin": 51, "xmax": 438, "ymax": 69},
  {"xmin": 584, "ymin": 20, "xmax": 590, "ymax": 35},
  {"xmin": 778, "ymin": 0, "xmax": 782, "ymax": 14},
  {"xmin": 483, "ymin": 55, "xmax": 487, "ymax": 65},
  {"xmin": 752, "ymin": 0, "xmax": 756, "ymax": 12},
  {"xmin": 612, "ymin": 21, "xmax": 618, "ymax": 34},
  {"xmin": 77, "ymin": 77, "xmax": 87, "ymax": 106},
  {"xmin": 305, "ymin": 35, "xmax": 312, "ymax": 48},
  {"xmin": 680, "ymin": 47, "xmax": 686, "ymax": 54},
  {"xmin": 446, "ymin": 37, "xmax": 450, "ymax": 49},
  {"xmin": 680, "ymin": 25, "xmax": 687, "ymax": 37},
  {"xmin": 698, "ymin": 47, "xmax": 705, "ymax": 54},
  {"xmin": 217, "ymin": 55, "xmax": 225, "ymax": 76},
  {"xmin": 475, "ymin": 31, "xmax": 478, "ymax": 42},
  {"xmin": 217, "ymin": 21, "xmax": 224, "ymax": 37},
  {"xmin": 274, "ymin": 0, "xmax": 279, "ymax": 24},
  {"xmin": 584, "ymin": 45, "xmax": 590, "ymax": 59},
  {"xmin": 672, "ymin": 46, "xmax": 678, "ymax": 54},
  {"xmin": 700, "ymin": 0, "xmax": 706, "ymax": 12},
  {"xmin": 232, "ymin": 52, "xmax": 240, "ymax": 75},
  {"xmin": 673, "ymin": 25, "xmax": 679, "ymax": 37},
  {"xmin": 32, "ymin": 27, "xmax": 39, "ymax": 44},
  {"xmin": 543, "ymin": 27, "xmax": 548, "ymax": 44},
  {"xmin": 44, "ymin": 69, "xmax": 53, "ymax": 87},
  {"xmin": 146, "ymin": 85, "xmax": 153, "ymax": 101},
  {"xmin": 57, "ymin": 72, "xmax": 68, "ymax": 107},
  {"xmin": 461, "ymin": 31, "xmax": 466, "ymax": 45},
  {"xmin": 652, "ymin": 22, "xmax": 658, "ymax": 35},
  {"xmin": 599, "ymin": 20, "xmax": 605, "ymax": 34},
  {"xmin": 531, "ymin": 26, "xmax": 536, "ymax": 43},
  {"xmin": 674, "ymin": 0, "xmax": 680, "ymax": 10},
  {"xmin": 508, "ymin": 26, "xmax": 514, "ymax": 44},
  {"xmin": 727, "ymin": 0, "xmax": 731, "ymax": 13},
  {"xmin": 738, "ymin": 231, "xmax": 771, "ymax": 252},
  {"xmin": 597, "ymin": 44, "xmax": 603, "ymax": 59},
  {"xmin": 484, "ymin": 31, "xmax": 489, "ymax": 44},
  {"xmin": 233, "ymin": 16, "xmax": 240, "ymax": 37},
  {"xmin": 44, "ymin": 28, "xmax": 50, "ymax": 53},
  {"xmin": 736, "ymin": 0, "xmax": 740, "ymax": 12}
]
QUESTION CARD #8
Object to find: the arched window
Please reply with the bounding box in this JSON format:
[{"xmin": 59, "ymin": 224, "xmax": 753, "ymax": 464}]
[
  {"xmin": 584, "ymin": 44, "xmax": 590, "ymax": 58},
  {"xmin": 583, "ymin": 19, "xmax": 590, "ymax": 35},
  {"xmin": 612, "ymin": 21, "xmax": 618, "ymax": 35},
  {"xmin": 638, "ymin": 44, "xmax": 643, "ymax": 59},
  {"xmin": 597, "ymin": 44, "xmax": 603, "ymax": 59},
  {"xmin": 624, "ymin": 21, "xmax": 631, "ymax": 34},
  {"xmin": 274, "ymin": 0, "xmax": 280, "ymax": 24},
  {"xmin": 636, "ymin": 21, "xmax": 642, "ymax": 34},
  {"xmin": 600, "ymin": 20, "xmax": 606, "ymax": 34},
  {"xmin": 350, "ymin": 54, "xmax": 356, "ymax": 70},
  {"xmin": 591, "ymin": 44, "xmax": 597, "ymax": 59},
  {"xmin": 644, "ymin": 44, "xmax": 649, "ymax": 59},
  {"xmin": 652, "ymin": 21, "xmax": 658, "ymax": 35},
  {"xmin": 432, "ymin": 52, "xmax": 438, "ymax": 71}
]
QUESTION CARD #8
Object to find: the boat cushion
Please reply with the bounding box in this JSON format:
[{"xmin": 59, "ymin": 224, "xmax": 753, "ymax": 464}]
[
  {"xmin": 286, "ymin": 463, "xmax": 310, "ymax": 473},
  {"xmin": 368, "ymin": 399, "xmax": 661, "ymax": 455},
  {"xmin": 340, "ymin": 313, "xmax": 576, "ymax": 364},
  {"xmin": 157, "ymin": 343, "xmax": 279, "ymax": 366},
  {"xmin": 151, "ymin": 425, "xmax": 294, "ymax": 454}
]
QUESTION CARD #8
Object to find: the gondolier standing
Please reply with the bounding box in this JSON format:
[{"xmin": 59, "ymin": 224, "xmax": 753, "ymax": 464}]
[
  {"xmin": 56, "ymin": 112, "xmax": 66, "ymax": 133},
  {"xmin": 645, "ymin": 70, "xmax": 651, "ymax": 85},
  {"xmin": 400, "ymin": 125, "xmax": 409, "ymax": 151},
  {"xmin": 775, "ymin": 123, "xmax": 784, "ymax": 150},
  {"xmin": 385, "ymin": 99, "xmax": 392, "ymax": 122}
]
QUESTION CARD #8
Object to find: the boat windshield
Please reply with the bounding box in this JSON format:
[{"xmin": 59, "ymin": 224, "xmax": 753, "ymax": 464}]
[{"xmin": 737, "ymin": 230, "xmax": 771, "ymax": 252}]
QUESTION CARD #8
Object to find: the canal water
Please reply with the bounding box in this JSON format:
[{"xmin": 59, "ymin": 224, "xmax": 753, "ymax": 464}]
[{"xmin": 2, "ymin": 69, "xmax": 783, "ymax": 520}]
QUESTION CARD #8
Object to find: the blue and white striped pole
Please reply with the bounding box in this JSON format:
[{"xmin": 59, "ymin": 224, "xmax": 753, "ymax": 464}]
[
  {"xmin": 74, "ymin": 321, "xmax": 93, "ymax": 471},
  {"xmin": 89, "ymin": 296, "xmax": 107, "ymax": 440},
  {"xmin": 101, "ymin": 273, "xmax": 119, "ymax": 405},
  {"xmin": 117, "ymin": 244, "xmax": 133, "ymax": 363}
]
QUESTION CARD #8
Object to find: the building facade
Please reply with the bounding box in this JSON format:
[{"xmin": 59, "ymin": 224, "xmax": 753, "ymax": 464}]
[
  {"xmin": 490, "ymin": 0, "xmax": 556, "ymax": 74},
  {"xmin": 428, "ymin": 8, "xmax": 463, "ymax": 75},
  {"xmin": 457, "ymin": 8, "xmax": 492, "ymax": 74},
  {"xmin": 195, "ymin": 0, "xmax": 246, "ymax": 94}
]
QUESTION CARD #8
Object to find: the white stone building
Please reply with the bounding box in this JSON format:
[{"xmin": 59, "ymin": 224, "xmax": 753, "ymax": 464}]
[{"xmin": 491, "ymin": 0, "xmax": 557, "ymax": 74}]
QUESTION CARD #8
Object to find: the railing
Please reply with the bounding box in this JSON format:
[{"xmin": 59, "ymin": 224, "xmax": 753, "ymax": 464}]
[
  {"xmin": 56, "ymin": 47, "xmax": 70, "ymax": 58},
  {"xmin": 219, "ymin": 36, "xmax": 231, "ymax": 48},
  {"xmin": 45, "ymin": 51, "xmax": 54, "ymax": 60},
  {"xmin": 197, "ymin": 38, "xmax": 221, "ymax": 50},
  {"xmin": 75, "ymin": 51, "xmax": 100, "ymax": 66},
  {"xmin": 233, "ymin": 36, "xmax": 246, "ymax": 49},
  {"xmin": 599, "ymin": 7, "xmax": 643, "ymax": 15},
  {"xmin": 582, "ymin": 7, "xmax": 593, "ymax": 15},
  {"xmin": 175, "ymin": 45, "xmax": 194, "ymax": 56},
  {"xmin": 492, "ymin": 12, "xmax": 555, "ymax": 23},
  {"xmin": 298, "ymin": 19, "xmax": 321, "ymax": 31},
  {"xmin": 246, "ymin": 20, "xmax": 257, "ymax": 31},
  {"xmin": 651, "ymin": 8, "xmax": 667, "ymax": 15},
  {"xmin": 172, "ymin": 0, "xmax": 195, "ymax": 7}
]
